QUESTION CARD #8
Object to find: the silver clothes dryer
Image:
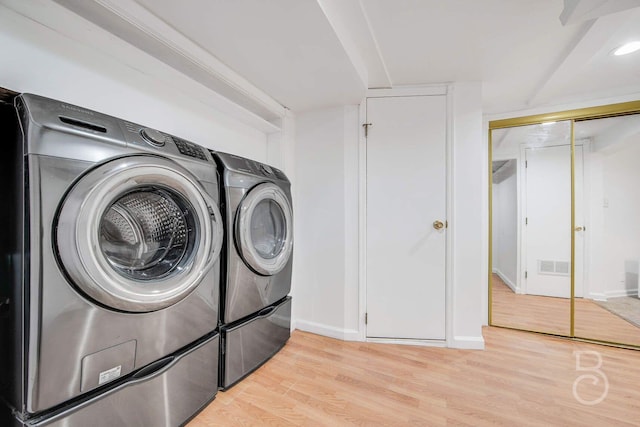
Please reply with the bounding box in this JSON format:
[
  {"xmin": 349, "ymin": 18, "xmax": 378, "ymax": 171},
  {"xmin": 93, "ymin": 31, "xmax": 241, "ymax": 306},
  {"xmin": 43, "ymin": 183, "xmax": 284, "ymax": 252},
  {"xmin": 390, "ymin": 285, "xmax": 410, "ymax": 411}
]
[
  {"xmin": 213, "ymin": 152, "xmax": 293, "ymax": 389},
  {"xmin": 0, "ymin": 94, "xmax": 223, "ymax": 426}
]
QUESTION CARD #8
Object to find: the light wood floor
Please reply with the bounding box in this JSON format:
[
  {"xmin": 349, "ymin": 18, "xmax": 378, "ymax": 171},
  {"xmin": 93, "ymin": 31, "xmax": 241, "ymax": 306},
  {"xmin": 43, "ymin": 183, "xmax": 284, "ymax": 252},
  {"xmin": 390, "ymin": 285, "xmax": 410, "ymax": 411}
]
[
  {"xmin": 189, "ymin": 327, "xmax": 640, "ymax": 426},
  {"xmin": 492, "ymin": 274, "xmax": 640, "ymax": 347}
]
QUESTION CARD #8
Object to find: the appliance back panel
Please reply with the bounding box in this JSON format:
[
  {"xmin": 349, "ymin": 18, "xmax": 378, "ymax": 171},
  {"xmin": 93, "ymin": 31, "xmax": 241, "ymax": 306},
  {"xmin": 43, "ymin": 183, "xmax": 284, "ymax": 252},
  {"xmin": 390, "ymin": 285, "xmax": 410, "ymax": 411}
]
[{"xmin": 0, "ymin": 100, "xmax": 26, "ymax": 413}]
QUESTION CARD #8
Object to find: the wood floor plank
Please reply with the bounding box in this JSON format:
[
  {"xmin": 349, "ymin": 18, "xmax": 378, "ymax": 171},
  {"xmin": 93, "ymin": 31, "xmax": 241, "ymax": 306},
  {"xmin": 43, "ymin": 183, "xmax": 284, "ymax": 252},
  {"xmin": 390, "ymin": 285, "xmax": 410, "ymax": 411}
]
[
  {"xmin": 491, "ymin": 274, "xmax": 640, "ymax": 346},
  {"xmin": 190, "ymin": 327, "xmax": 640, "ymax": 426}
]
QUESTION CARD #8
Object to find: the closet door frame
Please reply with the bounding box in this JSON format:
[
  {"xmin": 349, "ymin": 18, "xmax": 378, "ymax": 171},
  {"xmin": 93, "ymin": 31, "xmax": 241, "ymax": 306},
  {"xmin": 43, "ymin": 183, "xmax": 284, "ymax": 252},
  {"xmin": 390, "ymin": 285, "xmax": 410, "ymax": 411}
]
[
  {"xmin": 488, "ymin": 100, "xmax": 640, "ymax": 348},
  {"xmin": 358, "ymin": 85, "xmax": 454, "ymax": 346}
]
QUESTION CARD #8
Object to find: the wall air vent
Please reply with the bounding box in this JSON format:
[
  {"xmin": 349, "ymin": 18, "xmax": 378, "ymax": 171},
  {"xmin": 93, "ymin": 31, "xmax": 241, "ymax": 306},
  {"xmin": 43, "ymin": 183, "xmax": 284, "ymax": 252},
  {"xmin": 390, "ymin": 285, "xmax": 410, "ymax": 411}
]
[
  {"xmin": 555, "ymin": 261, "xmax": 570, "ymax": 275},
  {"xmin": 539, "ymin": 260, "xmax": 555, "ymax": 274},
  {"xmin": 538, "ymin": 260, "xmax": 570, "ymax": 276}
]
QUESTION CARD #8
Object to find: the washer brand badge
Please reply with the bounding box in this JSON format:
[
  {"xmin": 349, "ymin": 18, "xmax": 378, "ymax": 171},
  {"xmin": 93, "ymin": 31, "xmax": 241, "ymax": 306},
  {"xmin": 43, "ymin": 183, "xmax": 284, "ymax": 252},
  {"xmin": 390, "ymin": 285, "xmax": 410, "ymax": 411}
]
[
  {"xmin": 60, "ymin": 103, "xmax": 94, "ymax": 116},
  {"xmin": 98, "ymin": 365, "xmax": 122, "ymax": 385}
]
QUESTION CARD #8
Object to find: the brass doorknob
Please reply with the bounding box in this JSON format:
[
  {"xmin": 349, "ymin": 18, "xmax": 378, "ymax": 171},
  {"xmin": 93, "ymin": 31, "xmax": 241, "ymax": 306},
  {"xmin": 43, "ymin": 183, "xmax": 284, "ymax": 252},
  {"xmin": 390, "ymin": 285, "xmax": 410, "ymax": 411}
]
[
  {"xmin": 433, "ymin": 220, "xmax": 445, "ymax": 230},
  {"xmin": 575, "ymin": 226, "xmax": 584, "ymax": 232}
]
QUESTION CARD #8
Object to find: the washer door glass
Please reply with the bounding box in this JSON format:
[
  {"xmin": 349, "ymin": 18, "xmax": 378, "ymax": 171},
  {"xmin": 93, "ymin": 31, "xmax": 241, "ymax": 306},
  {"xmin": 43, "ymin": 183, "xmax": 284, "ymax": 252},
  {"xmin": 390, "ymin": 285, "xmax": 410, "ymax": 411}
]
[
  {"xmin": 236, "ymin": 182, "xmax": 293, "ymax": 275},
  {"xmin": 99, "ymin": 187, "xmax": 196, "ymax": 281},
  {"xmin": 57, "ymin": 155, "xmax": 223, "ymax": 312},
  {"xmin": 250, "ymin": 199, "xmax": 286, "ymax": 259}
]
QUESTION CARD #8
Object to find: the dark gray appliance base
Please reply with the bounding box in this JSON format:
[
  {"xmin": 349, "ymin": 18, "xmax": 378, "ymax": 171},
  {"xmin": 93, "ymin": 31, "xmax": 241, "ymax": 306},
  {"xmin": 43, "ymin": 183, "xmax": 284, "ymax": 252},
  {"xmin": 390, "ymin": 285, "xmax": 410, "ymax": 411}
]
[
  {"xmin": 11, "ymin": 333, "xmax": 219, "ymax": 427},
  {"xmin": 220, "ymin": 296, "xmax": 292, "ymax": 389}
]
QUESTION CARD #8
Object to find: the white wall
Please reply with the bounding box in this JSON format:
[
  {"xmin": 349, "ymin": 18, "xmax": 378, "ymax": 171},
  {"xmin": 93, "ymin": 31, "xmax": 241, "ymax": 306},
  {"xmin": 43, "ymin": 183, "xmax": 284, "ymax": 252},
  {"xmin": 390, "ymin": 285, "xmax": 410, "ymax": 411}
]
[
  {"xmin": 292, "ymin": 106, "xmax": 360, "ymax": 339},
  {"xmin": 294, "ymin": 83, "xmax": 485, "ymax": 349},
  {"xmin": 0, "ymin": 1, "xmax": 269, "ymax": 160},
  {"xmin": 589, "ymin": 130, "xmax": 640, "ymax": 298},
  {"xmin": 450, "ymin": 82, "xmax": 485, "ymax": 348},
  {"xmin": 492, "ymin": 162, "xmax": 518, "ymax": 290}
]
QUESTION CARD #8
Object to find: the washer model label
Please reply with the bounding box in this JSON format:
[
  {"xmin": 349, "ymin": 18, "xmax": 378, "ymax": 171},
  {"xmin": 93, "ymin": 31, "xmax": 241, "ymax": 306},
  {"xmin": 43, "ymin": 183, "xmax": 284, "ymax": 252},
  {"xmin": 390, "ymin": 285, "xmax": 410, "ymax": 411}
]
[{"xmin": 98, "ymin": 365, "xmax": 122, "ymax": 385}]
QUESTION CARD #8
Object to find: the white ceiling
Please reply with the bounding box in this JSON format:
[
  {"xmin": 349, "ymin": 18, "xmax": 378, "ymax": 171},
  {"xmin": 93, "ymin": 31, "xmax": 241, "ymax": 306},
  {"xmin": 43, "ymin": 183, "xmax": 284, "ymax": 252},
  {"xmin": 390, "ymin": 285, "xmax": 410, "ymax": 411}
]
[
  {"xmin": 55, "ymin": 0, "xmax": 640, "ymax": 116},
  {"xmin": 133, "ymin": 0, "xmax": 366, "ymax": 113}
]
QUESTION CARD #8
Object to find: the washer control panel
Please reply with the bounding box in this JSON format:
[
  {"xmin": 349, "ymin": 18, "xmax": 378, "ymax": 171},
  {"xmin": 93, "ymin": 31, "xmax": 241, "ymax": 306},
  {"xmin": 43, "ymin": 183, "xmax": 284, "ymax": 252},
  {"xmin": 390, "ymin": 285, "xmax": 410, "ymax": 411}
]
[
  {"xmin": 259, "ymin": 163, "xmax": 273, "ymax": 175},
  {"xmin": 121, "ymin": 121, "xmax": 209, "ymax": 162},
  {"xmin": 173, "ymin": 137, "xmax": 207, "ymax": 161},
  {"xmin": 140, "ymin": 128, "xmax": 166, "ymax": 147}
]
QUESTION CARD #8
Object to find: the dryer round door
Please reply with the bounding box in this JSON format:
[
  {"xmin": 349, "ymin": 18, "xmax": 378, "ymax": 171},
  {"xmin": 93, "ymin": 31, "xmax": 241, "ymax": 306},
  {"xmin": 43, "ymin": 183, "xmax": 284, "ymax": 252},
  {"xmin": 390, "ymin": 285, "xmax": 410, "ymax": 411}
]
[
  {"xmin": 56, "ymin": 155, "xmax": 223, "ymax": 312},
  {"xmin": 235, "ymin": 182, "xmax": 293, "ymax": 276}
]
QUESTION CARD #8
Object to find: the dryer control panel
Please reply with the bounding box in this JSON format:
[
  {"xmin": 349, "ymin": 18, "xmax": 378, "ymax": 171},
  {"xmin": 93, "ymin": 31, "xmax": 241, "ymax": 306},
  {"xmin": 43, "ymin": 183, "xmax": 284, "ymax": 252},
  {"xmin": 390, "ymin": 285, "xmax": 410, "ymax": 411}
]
[{"xmin": 215, "ymin": 152, "xmax": 288, "ymax": 182}]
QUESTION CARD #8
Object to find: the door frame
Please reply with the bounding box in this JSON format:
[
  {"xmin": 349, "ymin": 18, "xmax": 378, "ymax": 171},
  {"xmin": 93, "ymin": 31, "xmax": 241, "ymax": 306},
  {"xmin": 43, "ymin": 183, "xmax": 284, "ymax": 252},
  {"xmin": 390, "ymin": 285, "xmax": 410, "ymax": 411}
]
[{"xmin": 358, "ymin": 85, "xmax": 454, "ymax": 346}]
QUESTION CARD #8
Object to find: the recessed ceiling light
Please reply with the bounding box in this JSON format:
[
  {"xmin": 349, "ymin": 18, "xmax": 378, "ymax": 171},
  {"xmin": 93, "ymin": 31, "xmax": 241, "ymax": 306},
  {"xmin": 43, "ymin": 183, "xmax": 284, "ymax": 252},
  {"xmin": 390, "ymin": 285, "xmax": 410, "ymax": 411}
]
[{"xmin": 613, "ymin": 41, "xmax": 640, "ymax": 56}]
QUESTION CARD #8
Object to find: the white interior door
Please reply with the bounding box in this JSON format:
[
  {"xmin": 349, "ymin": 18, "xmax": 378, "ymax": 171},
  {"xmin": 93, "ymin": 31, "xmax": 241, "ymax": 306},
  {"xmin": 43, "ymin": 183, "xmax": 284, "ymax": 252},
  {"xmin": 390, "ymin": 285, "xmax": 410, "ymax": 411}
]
[
  {"xmin": 525, "ymin": 145, "xmax": 584, "ymax": 298},
  {"xmin": 366, "ymin": 95, "xmax": 447, "ymax": 340}
]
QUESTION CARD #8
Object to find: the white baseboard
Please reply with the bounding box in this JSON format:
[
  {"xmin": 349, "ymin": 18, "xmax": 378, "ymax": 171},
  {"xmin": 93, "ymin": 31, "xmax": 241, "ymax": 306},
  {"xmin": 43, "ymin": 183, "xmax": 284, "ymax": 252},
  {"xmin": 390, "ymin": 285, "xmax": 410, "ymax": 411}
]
[
  {"xmin": 606, "ymin": 289, "xmax": 639, "ymax": 299},
  {"xmin": 588, "ymin": 292, "xmax": 608, "ymax": 302},
  {"xmin": 451, "ymin": 335, "xmax": 485, "ymax": 350},
  {"xmin": 295, "ymin": 319, "xmax": 361, "ymax": 341},
  {"xmin": 342, "ymin": 329, "xmax": 361, "ymax": 341},
  {"xmin": 294, "ymin": 321, "xmax": 485, "ymax": 350},
  {"xmin": 493, "ymin": 268, "xmax": 517, "ymax": 293},
  {"xmin": 366, "ymin": 338, "xmax": 446, "ymax": 347}
]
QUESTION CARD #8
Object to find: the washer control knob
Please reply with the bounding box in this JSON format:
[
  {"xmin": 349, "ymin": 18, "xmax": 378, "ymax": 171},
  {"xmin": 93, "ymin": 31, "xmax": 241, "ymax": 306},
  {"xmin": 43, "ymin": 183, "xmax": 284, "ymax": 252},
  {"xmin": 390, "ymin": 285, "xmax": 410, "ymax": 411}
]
[
  {"xmin": 140, "ymin": 128, "xmax": 166, "ymax": 146},
  {"xmin": 261, "ymin": 164, "xmax": 273, "ymax": 175}
]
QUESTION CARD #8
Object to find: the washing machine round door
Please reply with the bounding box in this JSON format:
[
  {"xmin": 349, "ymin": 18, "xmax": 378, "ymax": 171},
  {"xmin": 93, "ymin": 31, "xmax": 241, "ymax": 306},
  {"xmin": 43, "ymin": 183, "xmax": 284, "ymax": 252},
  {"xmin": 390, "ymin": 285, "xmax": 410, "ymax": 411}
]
[
  {"xmin": 56, "ymin": 155, "xmax": 223, "ymax": 312},
  {"xmin": 235, "ymin": 182, "xmax": 293, "ymax": 276}
]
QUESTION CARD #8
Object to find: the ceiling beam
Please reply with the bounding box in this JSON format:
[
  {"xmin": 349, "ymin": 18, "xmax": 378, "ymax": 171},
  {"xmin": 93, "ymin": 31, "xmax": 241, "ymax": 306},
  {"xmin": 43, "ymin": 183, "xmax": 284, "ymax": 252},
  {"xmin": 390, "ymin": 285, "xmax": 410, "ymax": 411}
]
[
  {"xmin": 527, "ymin": 6, "xmax": 640, "ymax": 107},
  {"xmin": 315, "ymin": 0, "xmax": 392, "ymax": 89},
  {"xmin": 525, "ymin": 19, "xmax": 596, "ymax": 106},
  {"xmin": 359, "ymin": 0, "xmax": 393, "ymax": 88},
  {"xmin": 316, "ymin": 0, "xmax": 369, "ymax": 88},
  {"xmin": 53, "ymin": 0, "xmax": 287, "ymax": 123},
  {"xmin": 560, "ymin": 0, "xmax": 640, "ymax": 25}
]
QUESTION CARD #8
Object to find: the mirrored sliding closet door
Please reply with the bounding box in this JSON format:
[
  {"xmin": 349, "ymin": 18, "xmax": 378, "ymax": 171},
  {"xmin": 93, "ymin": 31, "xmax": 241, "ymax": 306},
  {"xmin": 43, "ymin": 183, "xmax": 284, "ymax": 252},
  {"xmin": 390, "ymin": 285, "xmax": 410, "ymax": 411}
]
[
  {"xmin": 490, "ymin": 120, "xmax": 573, "ymax": 336},
  {"xmin": 489, "ymin": 102, "xmax": 640, "ymax": 349},
  {"xmin": 573, "ymin": 113, "xmax": 640, "ymax": 347}
]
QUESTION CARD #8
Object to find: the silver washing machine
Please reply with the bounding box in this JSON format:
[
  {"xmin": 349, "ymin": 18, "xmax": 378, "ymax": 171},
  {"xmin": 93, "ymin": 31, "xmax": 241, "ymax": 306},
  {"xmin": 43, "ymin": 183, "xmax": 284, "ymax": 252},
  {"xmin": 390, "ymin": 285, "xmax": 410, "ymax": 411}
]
[
  {"xmin": 213, "ymin": 151, "xmax": 293, "ymax": 389},
  {"xmin": 0, "ymin": 94, "xmax": 223, "ymax": 426}
]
